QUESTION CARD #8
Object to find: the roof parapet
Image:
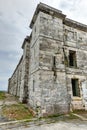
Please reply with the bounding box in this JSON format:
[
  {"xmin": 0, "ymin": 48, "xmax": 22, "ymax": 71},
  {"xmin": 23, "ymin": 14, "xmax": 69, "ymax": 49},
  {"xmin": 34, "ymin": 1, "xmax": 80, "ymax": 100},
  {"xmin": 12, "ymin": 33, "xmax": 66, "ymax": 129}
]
[
  {"xmin": 10, "ymin": 55, "xmax": 23, "ymax": 79},
  {"xmin": 64, "ymin": 18, "xmax": 87, "ymax": 32},
  {"xmin": 30, "ymin": 2, "xmax": 66, "ymax": 29},
  {"xmin": 30, "ymin": 2, "xmax": 87, "ymax": 32}
]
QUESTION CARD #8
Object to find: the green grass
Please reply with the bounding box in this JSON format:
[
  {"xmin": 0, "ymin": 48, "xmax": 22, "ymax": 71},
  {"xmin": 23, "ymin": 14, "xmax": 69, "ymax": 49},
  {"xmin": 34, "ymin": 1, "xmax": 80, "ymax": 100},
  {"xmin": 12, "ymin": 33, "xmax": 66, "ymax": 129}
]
[
  {"xmin": 0, "ymin": 91, "xmax": 6, "ymax": 100},
  {"xmin": 73, "ymin": 109, "xmax": 87, "ymax": 114},
  {"xmin": 2, "ymin": 103, "xmax": 33, "ymax": 120},
  {"xmin": 39, "ymin": 112, "xmax": 79, "ymax": 122}
]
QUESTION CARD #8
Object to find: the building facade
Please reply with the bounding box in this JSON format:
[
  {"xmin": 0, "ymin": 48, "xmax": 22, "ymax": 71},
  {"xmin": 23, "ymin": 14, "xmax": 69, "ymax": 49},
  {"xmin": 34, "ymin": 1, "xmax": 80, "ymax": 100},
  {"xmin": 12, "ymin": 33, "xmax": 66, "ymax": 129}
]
[{"xmin": 8, "ymin": 3, "xmax": 87, "ymax": 116}]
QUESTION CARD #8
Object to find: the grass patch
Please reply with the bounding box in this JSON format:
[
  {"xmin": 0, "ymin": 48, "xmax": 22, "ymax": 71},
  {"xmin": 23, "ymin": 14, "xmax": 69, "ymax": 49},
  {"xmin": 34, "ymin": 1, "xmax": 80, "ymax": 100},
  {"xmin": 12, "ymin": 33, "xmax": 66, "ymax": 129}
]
[
  {"xmin": 73, "ymin": 109, "xmax": 87, "ymax": 114},
  {"xmin": 2, "ymin": 103, "xmax": 33, "ymax": 120},
  {"xmin": 39, "ymin": 113, "xmax": 79, "ymax": 123},
  {"xmin": 0, "ymin": 91, "xmax": 6, "ymax": 100},
  {"xmin": 44, "ymin": 113, "xmax": 78, "ymax": 121},
  {"xmin": 46, "ymin": 113, "xmax": 64, "ymax": 119}
]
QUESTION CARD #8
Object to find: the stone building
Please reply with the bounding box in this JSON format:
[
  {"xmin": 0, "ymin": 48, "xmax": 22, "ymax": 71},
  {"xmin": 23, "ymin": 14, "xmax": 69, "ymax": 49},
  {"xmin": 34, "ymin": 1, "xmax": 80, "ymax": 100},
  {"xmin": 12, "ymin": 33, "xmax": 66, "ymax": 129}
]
[{"xmin": 8, "ymin": 3, "xmax": 87, "ymax": 116}]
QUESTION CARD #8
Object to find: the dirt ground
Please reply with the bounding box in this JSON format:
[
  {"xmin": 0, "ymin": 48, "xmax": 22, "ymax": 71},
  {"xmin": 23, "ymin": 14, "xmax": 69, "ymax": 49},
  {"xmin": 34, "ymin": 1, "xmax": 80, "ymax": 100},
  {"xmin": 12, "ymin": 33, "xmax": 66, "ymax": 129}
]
[
  {"xmin": 0, "ymin": 93, "xmax": 18, "ymax": 122},
  {"xmin": 1, "ymin": 93, "xmax": 87, "ymax": 130},
  {"xmin": 0, "ymin": 119, "xmax": 87, "ymax": 130}
]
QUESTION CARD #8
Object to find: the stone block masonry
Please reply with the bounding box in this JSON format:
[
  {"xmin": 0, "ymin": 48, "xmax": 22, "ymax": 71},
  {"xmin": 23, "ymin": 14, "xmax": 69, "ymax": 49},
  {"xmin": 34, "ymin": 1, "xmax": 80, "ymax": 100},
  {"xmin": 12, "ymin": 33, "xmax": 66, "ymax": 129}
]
[{"xmin": 8, "ymin": 2, "xmax": 87, "ymax": 116}]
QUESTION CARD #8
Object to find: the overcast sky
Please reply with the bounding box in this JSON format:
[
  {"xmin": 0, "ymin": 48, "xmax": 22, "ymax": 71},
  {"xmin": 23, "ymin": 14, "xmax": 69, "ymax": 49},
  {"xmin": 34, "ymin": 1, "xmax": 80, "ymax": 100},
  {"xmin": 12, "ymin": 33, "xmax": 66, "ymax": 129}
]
[{"xmin": 0, "ymin": 0, "xmax": 87, "ymax": 91}]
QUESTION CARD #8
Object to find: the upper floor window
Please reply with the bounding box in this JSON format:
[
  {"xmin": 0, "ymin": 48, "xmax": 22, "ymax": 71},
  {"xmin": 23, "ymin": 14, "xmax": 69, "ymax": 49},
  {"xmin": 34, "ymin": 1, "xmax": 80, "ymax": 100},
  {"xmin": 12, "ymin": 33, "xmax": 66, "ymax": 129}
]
[{"xmin": 69, "ymin": 50, "xmax": 77, "ymax": 67}]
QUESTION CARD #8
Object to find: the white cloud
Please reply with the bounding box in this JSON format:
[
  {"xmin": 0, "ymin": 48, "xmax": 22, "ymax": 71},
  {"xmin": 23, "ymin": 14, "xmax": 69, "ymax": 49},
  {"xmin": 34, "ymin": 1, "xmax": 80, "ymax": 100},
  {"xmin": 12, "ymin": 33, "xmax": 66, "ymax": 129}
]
[{"xmin": 56, "ymin": 0, "xmax": 87, "ymax": 24}]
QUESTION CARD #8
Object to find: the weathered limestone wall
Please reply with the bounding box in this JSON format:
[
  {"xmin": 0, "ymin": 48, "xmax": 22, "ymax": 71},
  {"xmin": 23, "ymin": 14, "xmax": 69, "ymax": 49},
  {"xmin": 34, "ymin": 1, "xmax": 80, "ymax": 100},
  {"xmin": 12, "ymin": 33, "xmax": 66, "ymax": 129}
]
[
  {"xmin": 19, "ymin": 38, "xmax": 30, "ymax": 102},
  {"xmin": 8, "ymin": 3, "xmax": 87, "ymax": 116},
  {"xmin": 28, "ymin": 71, "xmax": 40, "ymax": 109},
  {"xmin": 39, "ymin": 11, "xmax": 63, "ymax": 41},
  {"xmin": 63, "ymin": 24, "xmax": 87, "ymax": 110},
  {"xmin": 8, "ymin": 56, "xmax": 23, "ymax": 97},
  {"xmin": 39, "ymin": 70, "xmax": 69, "ymax": 115},
  {"xmin": 28, "ymin": 6, "xmax": 87, "ymax": 114},
  {"xmin": 28, "ymin": 13, "xmax": 40, "ymax": 109},
  {"xmin": 8, "ymin": 37, "xmax": 30, "ymax": 103},
  {"xmin": 28, "ymin": 10, "xmax": 69, "ymax": 115},
  {"xmin": 38, "ymin": 11, "xmax": 69, "ymax": 115}
]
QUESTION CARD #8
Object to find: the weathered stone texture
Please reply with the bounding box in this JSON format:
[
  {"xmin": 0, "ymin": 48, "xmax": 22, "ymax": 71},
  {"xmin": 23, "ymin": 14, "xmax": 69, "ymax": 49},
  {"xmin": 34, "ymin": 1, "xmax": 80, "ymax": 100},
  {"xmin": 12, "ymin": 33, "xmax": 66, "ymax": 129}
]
[
  {"xmin": 8, "ymin": 56, "xmax": 23, "ymax": 97},
  {"xmin": 8, "ymin": 37, "xmax": 30, "ymax": 103},
  {"xmin": 39, "ymin": 71, "xmax": 69, "ymax": 115},
  {"xmin": 40, "ymin": 12, "xmax": 63, "ymax": 41},
  {"xmin": 8, "ymin": 3, "xmax": 87, "ymax": 116}
]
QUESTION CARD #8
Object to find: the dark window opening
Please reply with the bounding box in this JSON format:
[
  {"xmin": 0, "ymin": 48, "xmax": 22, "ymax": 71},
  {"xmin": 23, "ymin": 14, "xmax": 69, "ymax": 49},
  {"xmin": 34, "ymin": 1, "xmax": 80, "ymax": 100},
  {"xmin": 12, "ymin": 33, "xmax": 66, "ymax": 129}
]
[
  {"xmin": 33, "ymin": 80, "xmax": 35, "ymax": 92},
  {"xmin": 52, "ymin": 56, "xmax": 57, "ymax": 77},
  {"xmin": 53, "ymin": 56, "xmax": 56, "ymax": 67},
  {"xmin": 71, "ymin": 79, "xmax": 80, "ymax": 97},
  {"xmin": 69, "ymin": 50, "xmax": 77, "ymax": 67}
]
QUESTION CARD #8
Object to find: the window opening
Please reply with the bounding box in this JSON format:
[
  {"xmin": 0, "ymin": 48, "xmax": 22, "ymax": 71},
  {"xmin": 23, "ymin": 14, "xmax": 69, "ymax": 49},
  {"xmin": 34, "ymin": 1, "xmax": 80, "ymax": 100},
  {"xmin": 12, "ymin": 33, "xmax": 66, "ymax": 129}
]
[
  {"xmin": 33, "ymin": 80, "xmax": 35, "ymax": 92},
  {"xmin": 69, "ymin": 50, "xmax": 77, "ymax": 67},
  {"xmin": 52, "ymin": 56, "xmax": 57, "ymax": 78},
  {"xmin": 53, "ymin": 56, "xmax": 56, "ymax": 67},
  {"xmin": 71, "ymin": 79, "xmax": 80, "ymax": 97}
]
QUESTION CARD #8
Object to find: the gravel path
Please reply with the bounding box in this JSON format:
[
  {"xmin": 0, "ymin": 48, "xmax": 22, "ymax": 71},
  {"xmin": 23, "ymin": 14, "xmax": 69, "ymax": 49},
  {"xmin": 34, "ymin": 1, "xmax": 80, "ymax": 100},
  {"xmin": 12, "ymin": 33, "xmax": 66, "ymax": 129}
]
[{"xmin": 0, "ymin": 121, "xmax": 87, "ymax": 130}]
